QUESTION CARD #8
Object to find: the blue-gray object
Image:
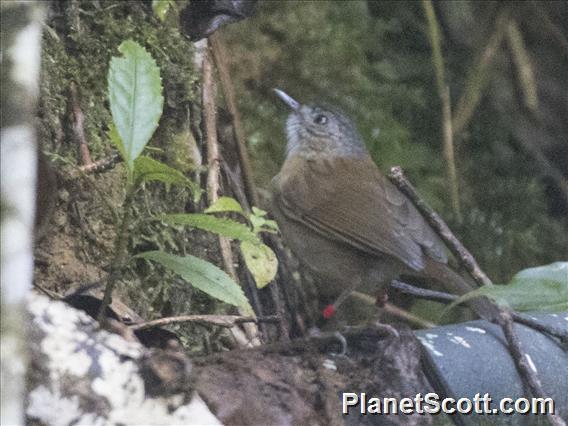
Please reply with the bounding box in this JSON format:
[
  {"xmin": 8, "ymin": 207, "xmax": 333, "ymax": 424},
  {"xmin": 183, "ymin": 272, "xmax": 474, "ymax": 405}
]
[{"xmin": 415, "ymin": 312, "xmax": 567, "ymax": 425}]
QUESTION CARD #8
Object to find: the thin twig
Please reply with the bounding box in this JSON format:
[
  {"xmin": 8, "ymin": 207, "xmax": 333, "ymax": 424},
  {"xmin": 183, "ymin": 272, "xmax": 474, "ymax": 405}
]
[
  {"xmin": 390, "ymin": 280, "xmax": 568, "ymax": 344},
  {"xmin": 351, "ymin": 291, "xmax": 437, "ymax": 329},
  {"xmin": 129, "ymin": 314, "xmax": 279, "ymax": 331},
  {"xmin": 421, "ymin": 0, "xmax": 461, "ymax": 220},
  {"xmin": 203, "ymin": 46, "xmax": 221, "ymax": 206},
  {"xmin": 390, "ymin": 280, "xmax": 457, "ymax": 303},
  {"xmin": 247, "ymin": 326, "xmax": 399, "ymax": 357},
  {"xmin": 511, "ymin": 312, "xmax": 568, "ymax": 346},
  {"xmin": 388, "ymin": 166, "xmax": 492, "ymax": 287},
  {"xmin": 210, "ymin": 32, "xmax": 258, "ymax": 209},
  {"xmin": 383, "ymin": 303, "xmax": 437, "ymax": 329},
  {"xmin": 77, "ymin": 153, "xmax": 121, "ymax": 174},
  {"xmin": 388, "ymin": 167, "xmax": 564, "ymax": 424},
  {"xmin": 499, "ymin": 311, "xmax": 566, "ymax": 426},
  {"xmin": 33, "ymin": 283, "xmax": 63, "ymax": 300},
  {"xmin": 69, "ymin": 81, "xmax": 93, "ymax": 166},
  {"xmin": 202, "ymin": 44, "xmax": 261, "ymax": 346}
]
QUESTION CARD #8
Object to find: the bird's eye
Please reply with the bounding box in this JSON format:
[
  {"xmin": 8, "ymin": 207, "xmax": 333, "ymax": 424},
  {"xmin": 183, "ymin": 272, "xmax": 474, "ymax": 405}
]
[{"xmin": 313, "ymin": 114, "xmax": 328, "ymax": 125}]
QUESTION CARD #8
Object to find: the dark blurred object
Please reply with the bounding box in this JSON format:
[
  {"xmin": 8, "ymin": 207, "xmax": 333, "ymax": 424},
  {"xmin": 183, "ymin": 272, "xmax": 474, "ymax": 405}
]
[
  {"xmin": 416, "ymin": 312, "xmax": 567, "ymax": 425},
  {"xmin": 64, "ymin": 293, "xmax": 182, "ymax": 350},
  {"xmin": 180, "ymin": 0, "xmax": 257, "ymax": 41},
  {"xmin": 368, "ymin": 0, "xmax": 568, "ymax": 217},
  {"xmin": 65, "ymin": 294, "xmax": 121, "ymax": 322},
  {"xmin": 140, "ymin": 349, "xmax": 193, "ymax": 397}
]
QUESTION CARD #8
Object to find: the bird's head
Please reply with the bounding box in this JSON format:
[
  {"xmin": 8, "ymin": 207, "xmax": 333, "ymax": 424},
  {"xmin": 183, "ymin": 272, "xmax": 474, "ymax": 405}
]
[{"xmin": 274, "ymin": 89, "xmax": 367, "ymax": 159}]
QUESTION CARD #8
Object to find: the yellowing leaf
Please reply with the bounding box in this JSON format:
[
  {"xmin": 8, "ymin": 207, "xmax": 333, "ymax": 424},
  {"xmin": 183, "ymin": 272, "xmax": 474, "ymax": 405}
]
[
  {"xmin": 240, "ymin": 241, "xmax": 278, "ymax": 288},
  {"xmin": 152, "ymin": 0, "xmax": 172, "ymax": 22}
]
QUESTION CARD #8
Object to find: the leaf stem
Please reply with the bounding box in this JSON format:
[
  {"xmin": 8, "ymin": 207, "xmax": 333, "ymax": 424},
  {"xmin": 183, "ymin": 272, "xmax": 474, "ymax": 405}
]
[{"xmin": 97, "ymin": 183, "xmax": 137, "ymax": 324}]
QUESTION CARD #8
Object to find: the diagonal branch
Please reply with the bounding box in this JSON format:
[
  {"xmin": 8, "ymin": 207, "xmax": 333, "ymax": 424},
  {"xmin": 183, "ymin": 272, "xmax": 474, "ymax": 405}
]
[
  {"xmin": 388, "ymin": 166, "xmax": 565, "ymax": 425},
  {"xmin": 389, "ymin": 166, "xmax": 492, "ymax": 287}
]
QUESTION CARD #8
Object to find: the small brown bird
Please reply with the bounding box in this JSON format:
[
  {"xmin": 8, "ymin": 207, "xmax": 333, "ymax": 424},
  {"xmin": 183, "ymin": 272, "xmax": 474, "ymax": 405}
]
[{"xmin": 271, "ymin": 89, "xmax": 497, "ymax": 320}]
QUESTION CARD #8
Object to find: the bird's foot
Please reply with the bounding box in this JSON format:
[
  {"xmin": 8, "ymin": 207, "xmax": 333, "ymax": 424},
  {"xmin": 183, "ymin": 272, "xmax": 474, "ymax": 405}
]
[
  {"xmin": 370, "ymin": 320, "xmax": 400, "ymax": 339},
  {"xmin": 307, "ymin": 327, "xmax": 348, "ymax": 356}
]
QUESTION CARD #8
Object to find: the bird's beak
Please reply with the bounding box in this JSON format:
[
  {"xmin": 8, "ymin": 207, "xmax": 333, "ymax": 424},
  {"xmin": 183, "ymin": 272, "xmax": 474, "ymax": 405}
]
[{"xmin": 273, "ymin": 89, "xmax": 300, "ymax": 111}]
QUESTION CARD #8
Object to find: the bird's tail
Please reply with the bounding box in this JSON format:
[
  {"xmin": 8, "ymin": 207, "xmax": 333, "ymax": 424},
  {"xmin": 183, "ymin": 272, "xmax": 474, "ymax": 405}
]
[{"xmin": 422, "ymin": 260, "xmax": 500, "ymax": 322}]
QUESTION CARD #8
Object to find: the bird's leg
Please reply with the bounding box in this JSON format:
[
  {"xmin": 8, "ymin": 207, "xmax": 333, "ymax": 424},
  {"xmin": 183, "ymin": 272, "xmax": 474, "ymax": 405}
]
[
  {"xmin": 374, "ymin": 286, "xmax": 389, "ymax": 307},
  {"xmin": 322, "ymin": 279, "xmax": 361, "ymax": 319},
  {"xmin": 372, "ymin": 283, "xmax": 400, "ymax": 338}
]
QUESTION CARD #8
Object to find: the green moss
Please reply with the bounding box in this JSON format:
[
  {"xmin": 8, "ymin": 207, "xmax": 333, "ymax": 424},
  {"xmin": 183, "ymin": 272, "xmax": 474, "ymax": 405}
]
[
  {"xmin": 39, "ymin": 1, "xmax": 197, "ymax": 163},
  {"xmin": 222, "ymin": 0, "xmax": 567, "ymax": 285},
  {"xmin": 37, "ymin": 1, "xmax": 226, "ymax": 351}
]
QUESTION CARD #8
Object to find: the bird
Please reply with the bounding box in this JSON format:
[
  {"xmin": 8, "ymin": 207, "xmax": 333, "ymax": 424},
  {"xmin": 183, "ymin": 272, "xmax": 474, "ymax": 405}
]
[{"xmin": 270, "ymin": 89, "xmax": 498, "ymax": 321}]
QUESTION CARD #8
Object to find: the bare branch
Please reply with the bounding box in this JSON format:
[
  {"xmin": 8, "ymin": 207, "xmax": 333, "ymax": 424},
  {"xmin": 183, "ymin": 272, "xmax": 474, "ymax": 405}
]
[
  {"xmin": 388, "ymin": 166, "xmax": 492, "ymax": 287},
  {"xmin": 130, "ymin": 314, "xmax": 279, "ymax": 331},
  {"xmin": 77, "ymin": 153, "xmax": 122, "ymax": 174},
  {"xmin": 202, "ymin": 45, "xmax": 261, "ymax": 346},
  {"xmin": 69, "ymin": 81, "xmax": 93, "ymax": 166},
  {"xmin": 210, "ymin": 32, "xmax": 258, "ymax": 209}
]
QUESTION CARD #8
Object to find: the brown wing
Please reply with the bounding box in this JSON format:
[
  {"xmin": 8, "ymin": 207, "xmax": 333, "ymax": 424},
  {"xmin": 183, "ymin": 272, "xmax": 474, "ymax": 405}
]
[{"xmin": 272, "ymin": 155, "xmax": 447, "ymax": 272}]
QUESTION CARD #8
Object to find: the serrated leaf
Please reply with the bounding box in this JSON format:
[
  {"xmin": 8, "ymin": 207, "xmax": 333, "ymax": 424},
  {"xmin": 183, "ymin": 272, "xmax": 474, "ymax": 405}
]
[
  {"xmin": 448, "ymin": 262, "xmax": 568, "ymax": 313},
  {"xmin": 108, "ymin": 124, "xmax": 126, "ymax": 163},
  {"xmin": 134, "ymin": 156, "xmax": 203, "ymax": 202},
  {"xmin": 163, "ymin": 213, "xmax": 257, "ymax": 242},
  {"xmin": 240, "ymin": 241, "xmax": 278, "ymax": 289},
  {"xmin": 134, "ymin": 156, "xmax": 189, "ymax": 184},
  {"xmin": 204, "ymin": 196, "xmax": 245, "ymax": 215},
  {"xmin": 108, "ymin": 40, "xmax": 163, "ymax": 171},
  {"xmin": 136, "ymin": 251, "xmax": 253, "ymax": 314}
]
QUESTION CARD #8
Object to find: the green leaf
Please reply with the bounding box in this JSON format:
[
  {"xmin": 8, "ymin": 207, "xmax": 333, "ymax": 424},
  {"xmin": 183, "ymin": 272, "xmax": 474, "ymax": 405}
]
[
  {"xmin": 133, "ymin": 156, "xmax": 202, "ymax": 198},
  {"xmin": 251, "ymin": 206, "xmax": 267, "ymax": 217},
  {"xmin": 249, "ymin": 213, "xmax": 279, "ymax": 235},
  {"xmin": 134, "ymin": 156, "xmax": 203, "ymax": 202},
  {"xmin": 108, "ymin": 40, "xmax": 163, "ymax": 171},
  {"xmin": 163, "ymin": 213, "xmax": 257, "ymax": 242},
  {"xmin": 152, "ymin": 0, "xmax": 172, "ymax": 22},
  {"xmin": 240, "ymin": 241, "xmax": 278, "ymax": 288},
  {"xmin": 107, "ymin": 124, "xmax": 127, "ymax": 164},
  {"xmin": 204, "ymin": 197, "xmax": 245, "ymax": 216},
  {"xmin": 449, "ymin": 262, "xmax": 568, "ymax": 313},
  {"xmin": 261, "ymin": 219, "xmax": 279, "ymax": 232},
  {"xmin": 136, "ymin": 251, "xmax": 253, "ymax": 314}
]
